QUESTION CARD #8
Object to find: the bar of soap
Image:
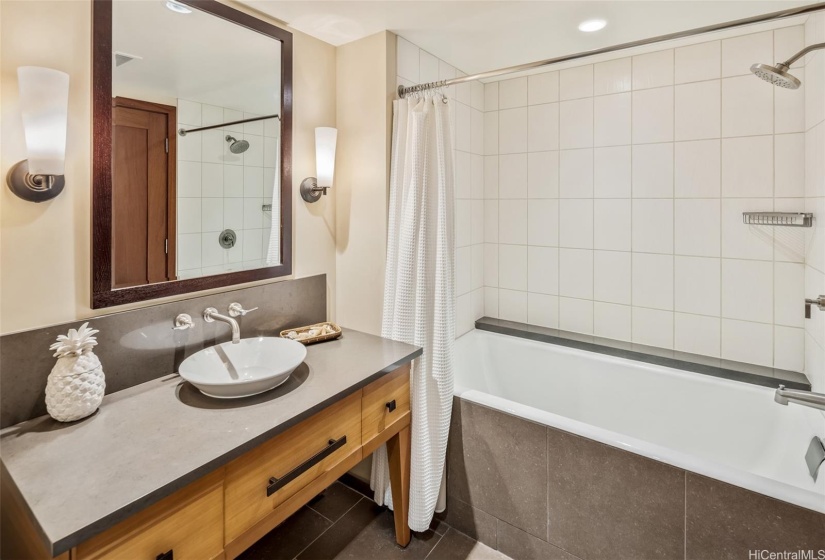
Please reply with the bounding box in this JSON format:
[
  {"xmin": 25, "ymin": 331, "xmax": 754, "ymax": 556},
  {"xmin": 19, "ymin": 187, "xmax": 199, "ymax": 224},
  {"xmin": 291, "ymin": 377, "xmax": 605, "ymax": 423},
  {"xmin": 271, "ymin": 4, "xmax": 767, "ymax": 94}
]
[{"xmin": 285, "ymin": 331, "xmax": 298, "ymax": 339}]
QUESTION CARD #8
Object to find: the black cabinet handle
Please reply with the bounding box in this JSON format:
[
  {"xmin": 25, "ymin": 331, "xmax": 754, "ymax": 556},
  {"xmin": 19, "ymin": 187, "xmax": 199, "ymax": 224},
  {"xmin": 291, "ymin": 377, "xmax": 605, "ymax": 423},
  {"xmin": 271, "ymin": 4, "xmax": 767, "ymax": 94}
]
[
  {"xmin": 156, "ymin": 550, "xmax": 173, "ymax": 560},
  {"xmin": 266, "ymin": 436, "xmax": 347, "ymax": 497},
  {"xmin": 386, "ymin": 400, "xmax": 397, "ymax": 412}
]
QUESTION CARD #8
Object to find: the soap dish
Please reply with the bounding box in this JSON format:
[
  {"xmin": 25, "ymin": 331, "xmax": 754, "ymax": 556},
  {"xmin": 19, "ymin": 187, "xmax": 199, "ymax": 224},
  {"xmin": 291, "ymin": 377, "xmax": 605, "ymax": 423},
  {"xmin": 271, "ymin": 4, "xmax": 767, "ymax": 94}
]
[{"xmin": 280, "ymin": 322, "xmax": 342, "ymax": 345}]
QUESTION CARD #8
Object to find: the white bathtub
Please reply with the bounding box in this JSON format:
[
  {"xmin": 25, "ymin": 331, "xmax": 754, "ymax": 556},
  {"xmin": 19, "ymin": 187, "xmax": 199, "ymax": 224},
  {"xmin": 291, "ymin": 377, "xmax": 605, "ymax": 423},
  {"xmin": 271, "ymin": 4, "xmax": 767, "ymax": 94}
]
[{"xmin": 454, "ymin": 329, "xmax": 825, "ymax": 514}]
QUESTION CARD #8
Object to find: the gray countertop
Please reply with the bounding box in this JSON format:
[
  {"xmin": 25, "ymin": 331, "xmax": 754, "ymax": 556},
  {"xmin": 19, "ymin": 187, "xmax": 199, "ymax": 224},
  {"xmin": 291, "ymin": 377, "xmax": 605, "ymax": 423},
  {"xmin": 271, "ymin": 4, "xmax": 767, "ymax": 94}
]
[{"xmin": 0, "ymin": 328, "xmax": 421, "ymax": 557}]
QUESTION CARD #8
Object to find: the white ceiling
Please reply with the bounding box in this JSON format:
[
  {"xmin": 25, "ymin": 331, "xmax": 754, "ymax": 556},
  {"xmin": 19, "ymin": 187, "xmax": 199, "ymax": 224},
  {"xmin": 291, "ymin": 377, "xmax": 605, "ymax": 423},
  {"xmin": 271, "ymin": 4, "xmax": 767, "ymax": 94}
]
[
  {"xmin": 242, "ymin": 1, "xmax": 811, "ymax": 75},
  {"xmin": 113, "ymin": 1, "xmax": 281, "ymax": 115}
]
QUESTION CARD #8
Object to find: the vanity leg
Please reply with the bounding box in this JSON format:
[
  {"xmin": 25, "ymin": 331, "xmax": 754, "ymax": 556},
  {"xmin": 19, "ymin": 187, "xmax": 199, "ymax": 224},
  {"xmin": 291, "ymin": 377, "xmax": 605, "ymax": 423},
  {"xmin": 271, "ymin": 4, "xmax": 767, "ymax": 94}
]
[{"xmin": 386, "ymin": 425, "xmax": 411, "ymax": 547}]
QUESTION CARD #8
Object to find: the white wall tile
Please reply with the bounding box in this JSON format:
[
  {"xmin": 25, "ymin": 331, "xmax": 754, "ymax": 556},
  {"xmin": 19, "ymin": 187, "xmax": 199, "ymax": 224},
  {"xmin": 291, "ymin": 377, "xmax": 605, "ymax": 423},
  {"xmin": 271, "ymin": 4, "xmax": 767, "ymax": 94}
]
[
  {"xmin": 721, "ymin": 198, "xmax": 774, "ymax": 261},
  {"xmin": 484, "ymin": 287, "xmax": 499, "ymax": 318},
  {"xmin": 594, "ymin": 146, "xmax": 631, "ymax": 198},
  {"xmin": 722, "ymin": 258, "xmax": 773, "ymax": 323},
  {"xmin": 484, "ymin": 82, "xmax": 499, "ymax": 112},
  {"xmin": 674, "ymin": 140, "xmax": 720, "ymax": 198},
  {"xmin": 559, "ymin": 98, "xmax": 594, "ymax": 149},
  {"xmin": 178, "ymin": 162, "xmax": 201, "ymax": 198},
  {"xmin": 528, "ymin": 72, "xmax": 559, "ymax": 105},
  {"xmin": 559, "ymin": 149, "xmax": 594, "ymax": 198},
  {"xmin": 484, "ymin": 156, "xmax": 499, "ymax": 199},
  {"xmin": 484, "ymin": 201, "xmax": 499, "ymax": 243},
  {"xmin": 499, "ymin": 244, "xmax": 527, "ymax": 290},
  {"xmin": 499, "ymin": 289, "xmax": 528, "ymax": 322},
  {"xmin": 594, "ymin": 58, "xmax": 631, "ymax": 96},
  {"xmin": 499, "ymin": 108, "xmax": 528, "ymax": 154},
  {"xmin": 484, "ymin": 112, "xmax": 499, "ymax": 155},
  {"xmin": 456, "ymin": 246, "xmax": 472, "ymax": 295},
  {"xmin": 472, "ymin": 83, "xmax": 486, "ymax": 113},
  {"xmin": 471, "ymin": 109, "xmax": 484, "ymax": 155},
  {"xmin": 224, "ymin": 165, "xmax": 243, "ymax": 197},
  {"xmin": 775, "ymin": 326, "xmax": 804, "ymax": 371},
  {"xmin": 224, "ymin": 198, "xmax": 243, "ymax": 231},
  {"xmin": 775, "ymin": 262, "xmax": 804, "ymax": 328},
  {"xmin": 560, "ymin": 65, "xmax": 594, "ymax": 100},
  {"xmin": 632, "ymin": 199, "xmax": 674, "ymax": 254},
  {"xmin": 632, "ymin": 87, "xmax": 674, "ymax": 144},
  {"xmin": 456, "ymin": 103, "xmax": 473, "ymax": 152},
  {"xmin": 559, "ymin": 199, "xmax": 594, "ymax": 249},
  {"xmin": 178, "ymin": 130, "xmax": 202, "ymax": 162},
  {"xmin": 722, "ymin": 31, "xmax": 772, "ymax": 78},
  {"xmin": 722, "ymin": 319, "xmax": 773, "ymax": 366},
  {"xmin": 632, "ymin": 253, "xmax": 674, "ymax": 310},
  {"xmin": 721, "ymin": 76, "xmax": 773, "ymax": 137},
  {"xmin": 528, "ymin": 199, "xmax": 559, "ymax": 246},
  {"xmin": 472, "ymin": 200, "xmax": 484, "ymax": 245},
  {"xmin": 242, "ymin": 198, "xmax": 263, "ymax": 229},
  {"xmin": 774, "ymin": 133, "xmax": 805, "ymax": 198},
  {"xmin": 178, "ymin": 198, "xmax": 202, "ymax": 234},
  {"xmin": 675, "ymin": 199, "xmax": 720, "ymax": 257},
  {"xmin": 675, "ymin": 41, "xmax": 720, "ymax": 84},
  {"xmin": 632, "ymin": 143, "xmax": 674, "ymax": 198},
  {"xmin": 396, "ymin": 37, "xmax": 420, "ymax": 82},
  {"xmin": 594, "ymin": 250, "xmax": 631, "ymax": 304},
  {"xmin": 456, "ymin": 293, "xmax": 474, "ymax": 336},
  {"xmin": 721, "ymin": 136, "xmax": 773, "ymax": 197},
  {"xmin": 499, "ymin": 154, "xmax": 528, "ymax": 199},
  {"xmin": 201, "ymin": 232, "xmax": 224, "ymax": 267},
  {"xmin": 675, "ymin": 313, "xmax": 721, "ymax": 357},
  {"xmin": 775, "ymin": 68, "xmax": 805, "ymax": 134},
  {"xmin": 201, "ymin": 198, "xmax": 224, "ymax": 232},
  {"xmin": 559, "ymin": 297, "xmax": 594, "ymax": 334},
  {"xmin": 675, "ymin": 81, "xmax": 720, "ymax": 141},
  {"xmin": 178, "ymin": 233, "xmax": 202, "ymax": 270},
  {"xmin": 632, "ymin": 307, "xmax": 674, "ymax": 348},
  {"xmin": 593, "ymin": 302, "xmax": 631, "ymax": 341},
  {"xmin": 528, "ymin": 103, "xmax": 559, "ymax": 152},
  {"xmin": 528, "ymin": 152, "xmax": 559, "ymax": 198},
  {"xmin": 559, "ymin": 248, "xmax": 593, "ymax": 299},
  {"xmin": 243, "ymin": 166, "xmax": 263, "ymax": 198},
  {"xmin": 528, "ymin": 246, "xmax": 559, "ymax": 294},
  {"xmin": 499, "ymin": 77, "xmax": 528, "ymax": 109},
  {"xmin": 632, "ymin": 50, "xmax": 674, "ymax": 90},
  {"xmin": 594, "ymin": 93, "xmax": 631, "ymax": 147},
  {"xmin": 675, "ymin": 256, "xmax": 720, "ymax": 316},
  {"xmin": 594, "ymin": 199, "xmax": 631, "ymax": 251},
  {"xmin": 528, "ymin": 293, "xmax": 559, "ymax": 328},
  {"xmin": 178, "ymin": 99, "xmax": 202, "ymax": 126},
  {"xmin": 455, "ymin": 151, "xmax": 471, "ymax": 199},
  {"xmin": 484, "ymin": 244, "xmax": 499, "ymax": 287},
  {"xmin": 456, "ymin": 201, "xmax": 472, "ymax": 248},
  {"xmin": 499, "ymin": 200, "xmax": 528, "ymax": 244},
  {"xmin": 774, "ymin": 26, "xmax": 804, "ymax": 68}
]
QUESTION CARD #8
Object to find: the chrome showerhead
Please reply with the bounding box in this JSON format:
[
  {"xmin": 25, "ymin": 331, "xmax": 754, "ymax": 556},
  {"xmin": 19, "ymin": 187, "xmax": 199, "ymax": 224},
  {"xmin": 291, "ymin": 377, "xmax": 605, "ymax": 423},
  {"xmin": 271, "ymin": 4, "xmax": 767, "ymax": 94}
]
[
  {"xmin": 225, "ymin": 135, "xmax": 250, "ymax": 154},
  {"xmin": 750, "ymin": 62, "xmax": 801, "ymax": 89}
]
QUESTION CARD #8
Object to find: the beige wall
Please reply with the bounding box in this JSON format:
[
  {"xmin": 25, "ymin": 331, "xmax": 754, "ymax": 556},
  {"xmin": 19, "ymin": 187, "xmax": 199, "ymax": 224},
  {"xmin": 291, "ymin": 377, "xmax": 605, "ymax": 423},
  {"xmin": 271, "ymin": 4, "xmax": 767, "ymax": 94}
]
[
  {"xmin": 0, "ymin": 0, "xmax": 337, "ymax": 335},
  {"xmin": 334, "ymin": 31, "xmax": 395, "ymax": 335}
]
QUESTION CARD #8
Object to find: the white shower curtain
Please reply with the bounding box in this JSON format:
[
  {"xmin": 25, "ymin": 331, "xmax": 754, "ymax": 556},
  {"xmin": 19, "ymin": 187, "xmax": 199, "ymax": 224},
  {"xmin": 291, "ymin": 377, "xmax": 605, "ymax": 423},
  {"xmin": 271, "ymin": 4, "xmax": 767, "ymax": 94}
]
[
  {"xmin": 265, "ymin": 120, "xmax": 281, "ymax": 265},
  {"xmin": 370, "ymin": 93, "xmax": 455, "ymax": 532}
]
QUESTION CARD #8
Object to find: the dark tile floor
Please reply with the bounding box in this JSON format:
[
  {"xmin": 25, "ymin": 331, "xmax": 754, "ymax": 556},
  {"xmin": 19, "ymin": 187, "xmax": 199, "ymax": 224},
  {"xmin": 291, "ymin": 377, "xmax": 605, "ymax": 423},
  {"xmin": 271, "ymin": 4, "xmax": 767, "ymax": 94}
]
[{"xmin": 237, "ymin": 481, "xmax": 511, "ymax": 560}]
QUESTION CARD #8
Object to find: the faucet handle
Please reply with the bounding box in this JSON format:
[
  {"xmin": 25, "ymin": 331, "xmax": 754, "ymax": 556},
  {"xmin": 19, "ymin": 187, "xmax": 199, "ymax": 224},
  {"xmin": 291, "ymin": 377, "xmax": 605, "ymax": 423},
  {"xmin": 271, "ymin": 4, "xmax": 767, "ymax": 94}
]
[
  {"xmin": 228, "ymin": 302, "xmax": 258, "ymax": 317},
  {"xmin": 173, "ymin": 314, "xmax": 194, "ymax": 330}
]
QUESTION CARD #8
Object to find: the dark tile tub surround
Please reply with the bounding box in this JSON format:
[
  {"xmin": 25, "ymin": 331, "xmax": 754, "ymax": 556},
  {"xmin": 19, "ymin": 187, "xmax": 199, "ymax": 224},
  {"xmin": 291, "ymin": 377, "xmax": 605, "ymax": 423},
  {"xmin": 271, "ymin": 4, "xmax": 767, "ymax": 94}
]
[
  {"xmin": 476, "ymin": 317, "xmax": 812, "ymax": 391},
  {"xmin": 446, "ymin": 397, "xmax": 825, "ymax": 560},
  {"xmin": 0, "ymin": 275, "xmax": 326, "ymax": 428}
]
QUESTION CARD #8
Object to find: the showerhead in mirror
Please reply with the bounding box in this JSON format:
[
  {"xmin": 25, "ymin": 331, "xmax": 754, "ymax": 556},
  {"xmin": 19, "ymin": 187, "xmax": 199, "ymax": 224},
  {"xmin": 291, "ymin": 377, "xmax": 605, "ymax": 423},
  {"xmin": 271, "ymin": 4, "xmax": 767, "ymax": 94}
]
[
  {"xmin": 751, "ymin": 42, "xmax": 825, "ymax": 90},
  {"xmin": 225, "ymin": 135, "xmax": 249, "ymax": 154}
]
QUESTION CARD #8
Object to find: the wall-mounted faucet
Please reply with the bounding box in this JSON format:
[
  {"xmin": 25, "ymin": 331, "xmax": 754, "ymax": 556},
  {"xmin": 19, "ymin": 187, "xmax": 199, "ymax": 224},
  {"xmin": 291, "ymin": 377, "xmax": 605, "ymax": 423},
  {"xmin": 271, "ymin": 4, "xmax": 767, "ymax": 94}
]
[
  {"xmin": 805, "ymin": 295, "xmax": 825, "ymax": 319},
  {"xmin": 774, "ymin": 385, "xmax": 825, "ymax": 411},
  {"xmin": 203, "ymin": 307, "xmax": 240, "ymax": 344}
]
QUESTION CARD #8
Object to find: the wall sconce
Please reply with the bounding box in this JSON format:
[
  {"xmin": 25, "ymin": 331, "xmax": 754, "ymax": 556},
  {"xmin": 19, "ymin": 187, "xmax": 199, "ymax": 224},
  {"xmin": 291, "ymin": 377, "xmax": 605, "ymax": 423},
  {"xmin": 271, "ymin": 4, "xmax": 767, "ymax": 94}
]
[
  {"xmin": 300, "ymin": 127, "xmax": 337, "ymax": 203},
  {"xmin": 7, "ymin": 67, "xmax": 70, "ymax": 203}
]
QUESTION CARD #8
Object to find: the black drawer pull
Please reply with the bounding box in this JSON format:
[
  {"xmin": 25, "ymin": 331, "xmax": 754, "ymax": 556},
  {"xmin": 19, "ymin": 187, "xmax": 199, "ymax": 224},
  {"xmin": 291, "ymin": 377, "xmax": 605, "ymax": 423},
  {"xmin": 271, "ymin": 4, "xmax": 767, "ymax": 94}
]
[
  {"xmin": 266, "ymin": 436, "xmax": 347, "ymax": 497},
  {"xmin": 386, "ymin": 400, "xmax": 397, "ymax": 412},
  {"xmin": 156, "ymin": 550, "xmax": 173, "ymax": 560}
]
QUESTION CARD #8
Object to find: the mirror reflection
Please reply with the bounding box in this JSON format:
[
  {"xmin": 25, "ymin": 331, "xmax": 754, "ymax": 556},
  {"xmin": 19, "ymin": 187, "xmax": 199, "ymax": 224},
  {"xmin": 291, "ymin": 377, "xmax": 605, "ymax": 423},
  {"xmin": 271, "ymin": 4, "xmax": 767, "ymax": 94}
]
[{"xmin": 111, "ymin": 0, "xmax": 282, "ymax": 288}]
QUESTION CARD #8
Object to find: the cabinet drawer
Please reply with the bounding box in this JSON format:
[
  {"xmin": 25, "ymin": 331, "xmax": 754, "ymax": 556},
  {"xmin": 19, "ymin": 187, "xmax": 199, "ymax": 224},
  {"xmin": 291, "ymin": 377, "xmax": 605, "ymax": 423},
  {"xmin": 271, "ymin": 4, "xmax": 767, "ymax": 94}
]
[
  {"xmin": 362, "ymin": 365, "xmax": 410, "ymax": 453},
  {"xmin": 76, "ymin": 470, "xmax": 224, "ymax": 560},
  {"xmin": 224, "ymin": 391, "xmax": 362, "ymax": 542}
]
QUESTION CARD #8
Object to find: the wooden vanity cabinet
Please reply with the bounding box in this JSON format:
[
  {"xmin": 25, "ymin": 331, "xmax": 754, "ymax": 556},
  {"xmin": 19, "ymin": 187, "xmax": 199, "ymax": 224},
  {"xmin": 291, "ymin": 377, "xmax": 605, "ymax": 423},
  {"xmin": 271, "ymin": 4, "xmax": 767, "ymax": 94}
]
[{"xmin": 12, "ymin": 364, "xmax": 412, "ymax": 560}]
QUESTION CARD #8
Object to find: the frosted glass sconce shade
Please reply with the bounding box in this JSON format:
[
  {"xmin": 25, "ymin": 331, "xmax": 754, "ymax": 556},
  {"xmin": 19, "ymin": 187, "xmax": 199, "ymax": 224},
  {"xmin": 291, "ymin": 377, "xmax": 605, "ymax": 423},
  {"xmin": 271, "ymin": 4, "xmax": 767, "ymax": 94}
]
[
  {"xmin": 301, "ymin": 127, "xmax": 338, "ymax": 203},
  {"xmin": 7, "ymin": 67, "xmax": 70, "ymax": 202}
]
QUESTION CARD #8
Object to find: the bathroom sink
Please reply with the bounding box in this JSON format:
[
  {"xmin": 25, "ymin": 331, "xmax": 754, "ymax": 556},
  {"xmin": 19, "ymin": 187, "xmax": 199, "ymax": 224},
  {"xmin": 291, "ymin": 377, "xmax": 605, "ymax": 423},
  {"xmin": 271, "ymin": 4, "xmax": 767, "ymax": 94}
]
[{"xmin": 179, "ymin": 337, "xmax": 307, "ymax": 398}]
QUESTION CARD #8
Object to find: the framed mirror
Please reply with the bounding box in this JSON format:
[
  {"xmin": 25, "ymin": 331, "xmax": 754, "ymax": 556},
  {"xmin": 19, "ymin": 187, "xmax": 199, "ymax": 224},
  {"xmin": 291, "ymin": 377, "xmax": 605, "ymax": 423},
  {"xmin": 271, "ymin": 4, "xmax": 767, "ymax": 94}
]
[{"xmin": 92, "ymin": 0, "xmax": 292, "ymax": 308}]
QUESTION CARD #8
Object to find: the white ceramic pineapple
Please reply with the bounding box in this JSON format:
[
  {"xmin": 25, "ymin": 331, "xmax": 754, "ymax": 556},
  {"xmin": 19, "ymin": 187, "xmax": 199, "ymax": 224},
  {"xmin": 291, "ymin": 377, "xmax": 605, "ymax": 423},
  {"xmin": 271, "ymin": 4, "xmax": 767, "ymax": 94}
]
[{"xmin": 45, "ymin": 322, "xmax": 106, "ymax": 422}]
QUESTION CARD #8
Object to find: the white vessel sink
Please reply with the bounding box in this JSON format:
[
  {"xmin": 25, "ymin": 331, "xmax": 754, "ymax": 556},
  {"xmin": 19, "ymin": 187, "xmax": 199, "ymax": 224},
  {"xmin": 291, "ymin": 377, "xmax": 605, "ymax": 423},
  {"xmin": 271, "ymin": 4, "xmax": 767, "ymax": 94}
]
[{"xmin": 179, "ymin": 337, "xmax": 307, "ymax": 398}]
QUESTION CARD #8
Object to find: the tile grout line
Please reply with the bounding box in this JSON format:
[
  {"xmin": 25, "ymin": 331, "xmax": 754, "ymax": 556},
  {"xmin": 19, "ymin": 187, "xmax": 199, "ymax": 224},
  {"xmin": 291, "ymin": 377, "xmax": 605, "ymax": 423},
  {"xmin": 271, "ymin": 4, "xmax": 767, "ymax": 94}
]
[
  {"xmin": 290, "ymin": 496, "xmax": 366, "ymax": 560},
  {"xmin": 423, "ymin": 527, "xmax": 450, "ymax": 559}
]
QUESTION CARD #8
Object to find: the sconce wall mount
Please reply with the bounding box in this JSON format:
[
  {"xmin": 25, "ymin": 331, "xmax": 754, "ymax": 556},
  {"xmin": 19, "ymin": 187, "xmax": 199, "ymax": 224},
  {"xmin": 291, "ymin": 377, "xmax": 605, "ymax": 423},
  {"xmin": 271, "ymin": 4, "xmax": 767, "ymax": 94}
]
[
  {"xmin": 7, "ymin": 160, "xmax": 65, "ymax": 203},
  {"xmin": 302, "ymin": 127, "xmax": 337, "ymax": 204},
  {"xmin": 300, "ymin": 177, "xmax": 329, "ymax": 203}
]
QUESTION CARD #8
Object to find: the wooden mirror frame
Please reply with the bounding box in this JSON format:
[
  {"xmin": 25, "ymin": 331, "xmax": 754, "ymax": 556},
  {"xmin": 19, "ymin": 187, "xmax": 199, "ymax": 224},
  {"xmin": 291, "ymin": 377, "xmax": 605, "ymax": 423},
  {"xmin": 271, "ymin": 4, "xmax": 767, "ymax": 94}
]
[{"xmin": 92, "ymin": 0, "xmax": 293, "ymax": 308}]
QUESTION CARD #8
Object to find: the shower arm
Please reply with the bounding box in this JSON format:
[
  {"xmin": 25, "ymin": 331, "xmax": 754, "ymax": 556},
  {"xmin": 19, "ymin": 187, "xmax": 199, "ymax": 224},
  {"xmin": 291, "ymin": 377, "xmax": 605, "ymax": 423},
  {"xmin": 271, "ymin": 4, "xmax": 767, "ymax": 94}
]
[
  {"xmin": 178, "ymin": 113, "xmax": 279, "ymax": 136},
  {"xmin": 780, "ymin": 42, "xmax": 825, "ymax": 67}
]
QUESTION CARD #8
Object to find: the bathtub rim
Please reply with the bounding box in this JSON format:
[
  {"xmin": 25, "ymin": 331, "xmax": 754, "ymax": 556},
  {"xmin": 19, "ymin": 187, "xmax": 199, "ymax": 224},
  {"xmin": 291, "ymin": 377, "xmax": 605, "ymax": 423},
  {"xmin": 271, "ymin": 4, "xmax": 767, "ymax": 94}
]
[{"xmin": 453, "ymin": 330, "xmax": 825, "ymax": 515}]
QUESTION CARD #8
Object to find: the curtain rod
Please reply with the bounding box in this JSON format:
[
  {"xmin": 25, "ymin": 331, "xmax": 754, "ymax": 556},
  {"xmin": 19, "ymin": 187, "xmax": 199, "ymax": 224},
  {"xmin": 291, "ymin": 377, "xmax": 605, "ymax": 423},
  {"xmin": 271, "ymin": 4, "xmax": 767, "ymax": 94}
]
[
  {"xmin": 398, "ymin": 2, "xmax": 825, "ymax": 98},
  {"xmin": 178, "ymin": 113, "xmax": 279, "ymax": 136}
]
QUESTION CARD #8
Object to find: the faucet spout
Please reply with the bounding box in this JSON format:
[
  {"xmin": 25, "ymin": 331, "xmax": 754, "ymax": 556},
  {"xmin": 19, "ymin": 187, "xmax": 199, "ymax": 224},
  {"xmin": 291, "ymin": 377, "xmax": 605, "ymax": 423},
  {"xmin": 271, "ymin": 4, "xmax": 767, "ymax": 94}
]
[
  {"xmin": 203, "ymin": 307, "xmax": 241, "ymax": 344},
  {"xmin": 774, "ymin": 385, "xmax": 825, "ymax": 411}
]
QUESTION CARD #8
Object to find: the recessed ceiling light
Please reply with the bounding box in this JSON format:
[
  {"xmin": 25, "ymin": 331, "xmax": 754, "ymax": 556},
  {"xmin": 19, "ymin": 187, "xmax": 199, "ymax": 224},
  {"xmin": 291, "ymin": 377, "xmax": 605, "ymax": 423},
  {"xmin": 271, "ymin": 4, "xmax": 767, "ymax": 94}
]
[
  {"xmin": 165, "ymin": 1, "xmax": 192, "ymax": 14},
  {"xmin": 578, "ymin": 19, "xmax": 607, "ymax": 33}
]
